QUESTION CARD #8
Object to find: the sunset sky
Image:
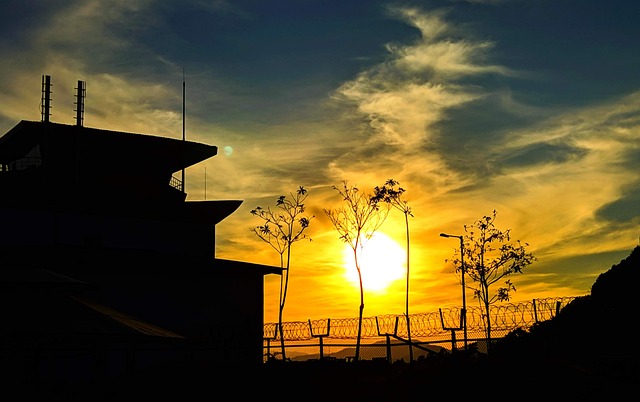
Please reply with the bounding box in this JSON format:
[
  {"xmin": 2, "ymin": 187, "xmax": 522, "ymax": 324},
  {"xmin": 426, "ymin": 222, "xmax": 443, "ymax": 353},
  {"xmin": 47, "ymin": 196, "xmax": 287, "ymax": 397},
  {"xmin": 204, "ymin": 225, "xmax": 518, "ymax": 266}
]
[{"xmin": 1, "ymin": 0, "xmax": 638, "ymax": 324}]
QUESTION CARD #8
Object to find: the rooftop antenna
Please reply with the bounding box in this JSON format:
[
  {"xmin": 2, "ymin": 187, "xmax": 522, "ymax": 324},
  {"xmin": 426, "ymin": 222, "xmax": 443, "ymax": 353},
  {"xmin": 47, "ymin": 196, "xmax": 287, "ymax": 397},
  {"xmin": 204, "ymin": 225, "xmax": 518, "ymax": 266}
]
[
  {"xmin": 181, "ymin": 68, "xmax": 185, "ymax": 192},
  {"xmin": 74, "ymin": 80, "xmax": 86, "ymax": 127},
  {"xmin": 41, "ymin": 75, "xmax": 52, "ymax": 122}
]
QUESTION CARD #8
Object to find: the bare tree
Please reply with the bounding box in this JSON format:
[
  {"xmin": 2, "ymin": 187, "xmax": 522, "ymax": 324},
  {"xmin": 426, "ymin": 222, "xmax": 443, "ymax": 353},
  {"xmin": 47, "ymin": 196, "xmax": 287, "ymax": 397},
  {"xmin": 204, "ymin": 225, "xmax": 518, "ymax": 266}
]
[
  {"xmin": 374, "ymin": 179, "xmax": 414, "ymax": 361},
  {"xmin": 251, "ymin": 186, "xmax": 314, "ymax": 361},
  {"xmin": 446, "ymin": 210, "xmax": 536, "ymax": 350},
  {"xmin": 324, "ymin": 180, "xmax": 390, "ymax": 361}
]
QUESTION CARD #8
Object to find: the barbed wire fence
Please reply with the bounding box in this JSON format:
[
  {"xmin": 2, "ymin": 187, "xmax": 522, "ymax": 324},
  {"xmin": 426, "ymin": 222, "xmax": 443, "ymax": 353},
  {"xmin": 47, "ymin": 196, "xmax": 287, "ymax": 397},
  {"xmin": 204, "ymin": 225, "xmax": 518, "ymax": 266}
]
[{"xmin": 263, "ymin": 296, "xmax": 578, "ymax": 361}]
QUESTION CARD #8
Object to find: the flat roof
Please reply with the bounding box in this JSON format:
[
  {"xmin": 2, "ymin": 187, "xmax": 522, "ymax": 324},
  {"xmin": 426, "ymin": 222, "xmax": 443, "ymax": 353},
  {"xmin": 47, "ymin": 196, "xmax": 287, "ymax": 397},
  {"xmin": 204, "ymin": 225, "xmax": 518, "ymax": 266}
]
[{"xmin": 0, "ymin": 120, "xmax": 217, "ymax": 173}]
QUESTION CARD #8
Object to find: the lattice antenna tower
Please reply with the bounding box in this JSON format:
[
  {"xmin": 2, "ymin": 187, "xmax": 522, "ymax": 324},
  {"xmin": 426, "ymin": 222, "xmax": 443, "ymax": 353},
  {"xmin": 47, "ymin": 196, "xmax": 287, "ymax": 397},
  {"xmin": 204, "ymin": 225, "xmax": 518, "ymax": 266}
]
[
  {"xmin": 41, "ymin": 74, "xmax": 52, "ymax": 122},
  {"xmin": 74, "ymin": 80, "xmax": 86, "ymax": 127}
]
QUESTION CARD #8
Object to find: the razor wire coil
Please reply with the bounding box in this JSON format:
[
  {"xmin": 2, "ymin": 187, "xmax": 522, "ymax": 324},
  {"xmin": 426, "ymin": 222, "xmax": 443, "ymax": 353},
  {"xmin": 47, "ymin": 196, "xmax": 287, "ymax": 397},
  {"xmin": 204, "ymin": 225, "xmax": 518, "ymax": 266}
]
[{"xmin": 264, "ymin": 296, "xmax": 578, "ymax": 341}]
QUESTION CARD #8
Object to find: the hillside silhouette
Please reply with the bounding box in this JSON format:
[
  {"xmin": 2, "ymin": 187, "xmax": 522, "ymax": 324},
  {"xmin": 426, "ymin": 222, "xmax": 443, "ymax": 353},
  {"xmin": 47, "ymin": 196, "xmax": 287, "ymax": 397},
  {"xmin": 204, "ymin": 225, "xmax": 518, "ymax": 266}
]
[{"xmin": 494, "ymin": 245, "xmax": 640, "ymax": 367}]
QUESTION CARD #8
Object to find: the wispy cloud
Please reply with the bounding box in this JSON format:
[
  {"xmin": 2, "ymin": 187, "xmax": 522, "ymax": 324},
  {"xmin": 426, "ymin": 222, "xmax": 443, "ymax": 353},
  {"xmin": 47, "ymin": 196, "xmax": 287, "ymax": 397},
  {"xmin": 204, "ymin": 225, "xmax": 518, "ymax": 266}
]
[{"xmin": 326, "ymin": 5, "xmax": 513, "ymax": 194}]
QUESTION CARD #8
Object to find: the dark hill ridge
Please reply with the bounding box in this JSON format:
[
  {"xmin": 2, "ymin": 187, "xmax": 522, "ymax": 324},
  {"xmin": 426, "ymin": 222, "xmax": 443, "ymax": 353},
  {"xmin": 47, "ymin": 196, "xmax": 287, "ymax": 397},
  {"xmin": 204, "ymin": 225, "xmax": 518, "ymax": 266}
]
[
  {"xmin": 479, "ymin": 246, "xmax": 640, "ymax": 395},
  {"xmin": 507, "ymin": 245, "xmax": 640, "ymax": 361},
  {"xmin": 591, "ymin": 245, "xmax": 640, "ymax": 308}
]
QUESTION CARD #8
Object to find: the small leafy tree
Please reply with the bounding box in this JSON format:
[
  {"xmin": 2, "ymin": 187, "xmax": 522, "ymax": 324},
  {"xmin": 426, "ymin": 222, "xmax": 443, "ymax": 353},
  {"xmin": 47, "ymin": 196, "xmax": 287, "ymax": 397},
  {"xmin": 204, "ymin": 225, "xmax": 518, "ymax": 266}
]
[
  {"xmin": 251, "ymin": 186, "xmax": 314, "ymax": 361},
  {"xmin": 373, "ymin": 179, "xmax": 414, "ymax": 361},
  {"xmin": 324, "ymin": 179, "xmax": 390, "ymax": 361},
  {"xmin": 446, "ymin": 210, "xmax": 536, "ymax": 350}
]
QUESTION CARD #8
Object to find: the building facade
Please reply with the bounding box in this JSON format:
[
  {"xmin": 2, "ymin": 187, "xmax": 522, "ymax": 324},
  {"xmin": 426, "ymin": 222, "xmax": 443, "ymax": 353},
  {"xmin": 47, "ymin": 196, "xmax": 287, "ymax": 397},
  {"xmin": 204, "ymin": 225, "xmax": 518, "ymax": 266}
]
[{"xmin": 0, "ymin": 115, "xmax": 280, "ymax": 384}]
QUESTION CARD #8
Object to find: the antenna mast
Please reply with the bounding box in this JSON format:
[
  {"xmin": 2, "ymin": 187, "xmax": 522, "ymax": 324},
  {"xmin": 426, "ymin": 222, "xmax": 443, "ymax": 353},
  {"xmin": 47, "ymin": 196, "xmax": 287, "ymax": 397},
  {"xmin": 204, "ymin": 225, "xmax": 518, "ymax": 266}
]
[
  {"xmin": 74, "ymin": 80, "xmax": 86, "ymax": 127},
  {"xmin": 181, "ymin": 68, "xmax": 185, "ymax": 192},
  {"xmin": 41, "ymin": 75, "xmax": 52, "ymax": 122}
]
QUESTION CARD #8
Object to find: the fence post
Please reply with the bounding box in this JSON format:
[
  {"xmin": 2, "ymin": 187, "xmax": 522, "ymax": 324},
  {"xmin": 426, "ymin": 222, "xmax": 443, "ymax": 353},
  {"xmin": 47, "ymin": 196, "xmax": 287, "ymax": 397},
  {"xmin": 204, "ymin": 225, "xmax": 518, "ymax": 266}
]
[
  {"xmin": 439, "ymin": 308, "xmax": 462, "ymax": 351},
  {"xmin": 309, "ymin": 319, "xmax": 331, "ymax": 359},
  {"xmin": 263, "ymin": 324, "xmax": 278, "ymax": 361}
]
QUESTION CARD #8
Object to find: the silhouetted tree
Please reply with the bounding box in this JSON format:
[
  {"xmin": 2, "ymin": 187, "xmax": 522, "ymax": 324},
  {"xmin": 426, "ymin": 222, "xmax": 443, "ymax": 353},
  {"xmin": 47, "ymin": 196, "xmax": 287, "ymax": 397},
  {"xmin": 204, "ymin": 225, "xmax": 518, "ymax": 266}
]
[
  {"xmin": 324, "ymin": 180, "xmax": 390, "ymax": 361},
  {"xmin": 251, "ymin": 186, "xmax": 314, "ymax": 360},
  {"xmin": 374, "ymin": 179, "xmax": 414, "ymax": 361},
  {"xmin": 446, "ymin": 210, "xmax": 536, "ymax": 349}
]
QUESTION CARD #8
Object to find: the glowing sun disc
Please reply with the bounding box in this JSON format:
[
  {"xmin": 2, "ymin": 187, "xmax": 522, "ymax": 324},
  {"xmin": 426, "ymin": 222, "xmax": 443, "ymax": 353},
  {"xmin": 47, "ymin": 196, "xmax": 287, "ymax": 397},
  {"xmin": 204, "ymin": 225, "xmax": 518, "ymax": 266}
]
[{"xmin": 342, "ymin": 232, "xmax": 406, "ymax": 292}]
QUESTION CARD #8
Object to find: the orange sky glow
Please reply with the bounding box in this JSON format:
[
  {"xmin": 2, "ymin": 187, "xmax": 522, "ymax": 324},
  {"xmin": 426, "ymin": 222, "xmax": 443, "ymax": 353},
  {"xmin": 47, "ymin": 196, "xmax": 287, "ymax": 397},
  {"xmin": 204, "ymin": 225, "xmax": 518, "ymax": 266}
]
[{"xmin": 1, "ymin": 1, "xmax": 638, "ymax": 325}]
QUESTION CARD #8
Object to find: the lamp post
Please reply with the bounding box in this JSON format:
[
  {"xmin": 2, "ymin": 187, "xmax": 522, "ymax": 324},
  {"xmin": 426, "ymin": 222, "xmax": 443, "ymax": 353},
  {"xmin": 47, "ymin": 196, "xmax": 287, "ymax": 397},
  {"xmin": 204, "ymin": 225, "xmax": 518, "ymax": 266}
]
[{"xmin": 440, "ymin": 232, "xmax": 468, "ymax": 350}]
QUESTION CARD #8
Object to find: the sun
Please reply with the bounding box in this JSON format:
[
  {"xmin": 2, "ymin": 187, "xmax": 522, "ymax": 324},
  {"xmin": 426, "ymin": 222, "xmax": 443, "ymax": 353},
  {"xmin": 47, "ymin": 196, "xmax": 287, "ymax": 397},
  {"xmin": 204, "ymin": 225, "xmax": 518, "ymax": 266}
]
[{"xmin": 342, "ymin": 232, "xmax": 406, "ymax": 292}]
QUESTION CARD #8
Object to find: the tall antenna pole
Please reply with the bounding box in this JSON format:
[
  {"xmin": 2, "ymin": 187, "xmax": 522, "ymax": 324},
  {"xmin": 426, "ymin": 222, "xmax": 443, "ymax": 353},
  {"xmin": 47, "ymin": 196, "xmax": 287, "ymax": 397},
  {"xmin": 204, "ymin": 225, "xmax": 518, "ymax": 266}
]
[
  {"xmin": 41, "ymin": 75, "xmax": 52, "ymax": 123},
  {"xmin": 74, "ymin": 80, "xmax": 86, "ymax": 127},
  {"xmin": 181, "ymin": 68, "xmax": 185, "ymax": 192}
]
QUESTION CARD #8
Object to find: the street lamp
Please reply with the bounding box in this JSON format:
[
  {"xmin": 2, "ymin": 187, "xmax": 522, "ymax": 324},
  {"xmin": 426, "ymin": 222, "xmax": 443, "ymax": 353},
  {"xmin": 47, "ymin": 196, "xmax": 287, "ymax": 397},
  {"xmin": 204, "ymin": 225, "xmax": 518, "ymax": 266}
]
[{"xmin": 440, "ymin": 232, "xmax": 468, "ymax": 350}]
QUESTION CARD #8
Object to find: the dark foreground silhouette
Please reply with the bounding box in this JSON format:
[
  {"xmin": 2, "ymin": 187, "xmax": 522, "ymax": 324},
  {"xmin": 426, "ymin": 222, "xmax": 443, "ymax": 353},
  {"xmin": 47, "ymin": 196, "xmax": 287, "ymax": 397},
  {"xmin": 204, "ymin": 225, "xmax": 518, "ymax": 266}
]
[{"xmin": 7, "ymin": 247, "xmax": 640, "ymax": 401}]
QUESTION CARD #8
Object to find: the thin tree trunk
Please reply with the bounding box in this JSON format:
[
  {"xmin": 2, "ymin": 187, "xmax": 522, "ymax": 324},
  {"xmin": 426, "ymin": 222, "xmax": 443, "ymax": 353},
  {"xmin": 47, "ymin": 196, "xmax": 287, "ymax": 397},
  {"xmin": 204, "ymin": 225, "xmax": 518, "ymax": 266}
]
[
  {"xmin": 355, "ymin": 253, "xmax": 364, "ymax": 361},
  {"xmin": 482, "ymin": 285, "xmax": 491, "ymax": 353},
  {"xmin": 279, "ymin": 254, "xmax": 287, "ymax": 361},
  {"xmin": 356, "ymin": 302, "xmax": 363, "ymax": 361},
  {"xmin": 278, "ymin": 308, "xmax": 285, "ymax": 360},
  {"xmin": 404, "ymin": 213, "xmax": 412, "ymax": 362}
]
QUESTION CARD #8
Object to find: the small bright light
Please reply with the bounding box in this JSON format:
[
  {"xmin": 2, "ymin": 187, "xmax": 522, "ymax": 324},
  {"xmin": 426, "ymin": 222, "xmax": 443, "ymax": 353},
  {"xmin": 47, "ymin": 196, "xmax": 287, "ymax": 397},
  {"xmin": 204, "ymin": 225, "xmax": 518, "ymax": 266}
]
[
  {"xmin": 343, "ymin": 232, "xmax": 406, "ymax": 292},
  {"xmin": 223, "ymin": 146, "xmax": 233, "ymax": 156}
]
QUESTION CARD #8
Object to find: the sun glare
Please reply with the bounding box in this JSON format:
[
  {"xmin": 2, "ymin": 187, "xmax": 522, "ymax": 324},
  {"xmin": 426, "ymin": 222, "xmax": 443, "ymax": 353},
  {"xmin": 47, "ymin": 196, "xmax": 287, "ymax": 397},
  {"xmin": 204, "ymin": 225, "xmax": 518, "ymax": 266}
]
[{"xmin": 343, "ymin": 232, "xmax": 406, "ymax": 292}]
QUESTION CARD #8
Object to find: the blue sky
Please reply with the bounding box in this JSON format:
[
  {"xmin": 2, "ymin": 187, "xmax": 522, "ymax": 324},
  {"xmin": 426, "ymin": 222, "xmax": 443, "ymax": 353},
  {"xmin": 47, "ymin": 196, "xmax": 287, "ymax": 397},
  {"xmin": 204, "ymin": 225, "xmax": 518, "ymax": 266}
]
[{"xmin": 1, "ymin": 0, "xmax": 638, "ymax": 323}]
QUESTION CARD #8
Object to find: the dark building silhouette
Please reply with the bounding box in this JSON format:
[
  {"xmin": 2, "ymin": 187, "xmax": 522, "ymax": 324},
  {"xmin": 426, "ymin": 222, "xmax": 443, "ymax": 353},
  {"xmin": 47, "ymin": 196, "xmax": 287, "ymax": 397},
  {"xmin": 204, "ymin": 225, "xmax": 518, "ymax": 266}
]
[{"xmin": 0, "ymin": 94, "xmax": 281, "ymax": 385}]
